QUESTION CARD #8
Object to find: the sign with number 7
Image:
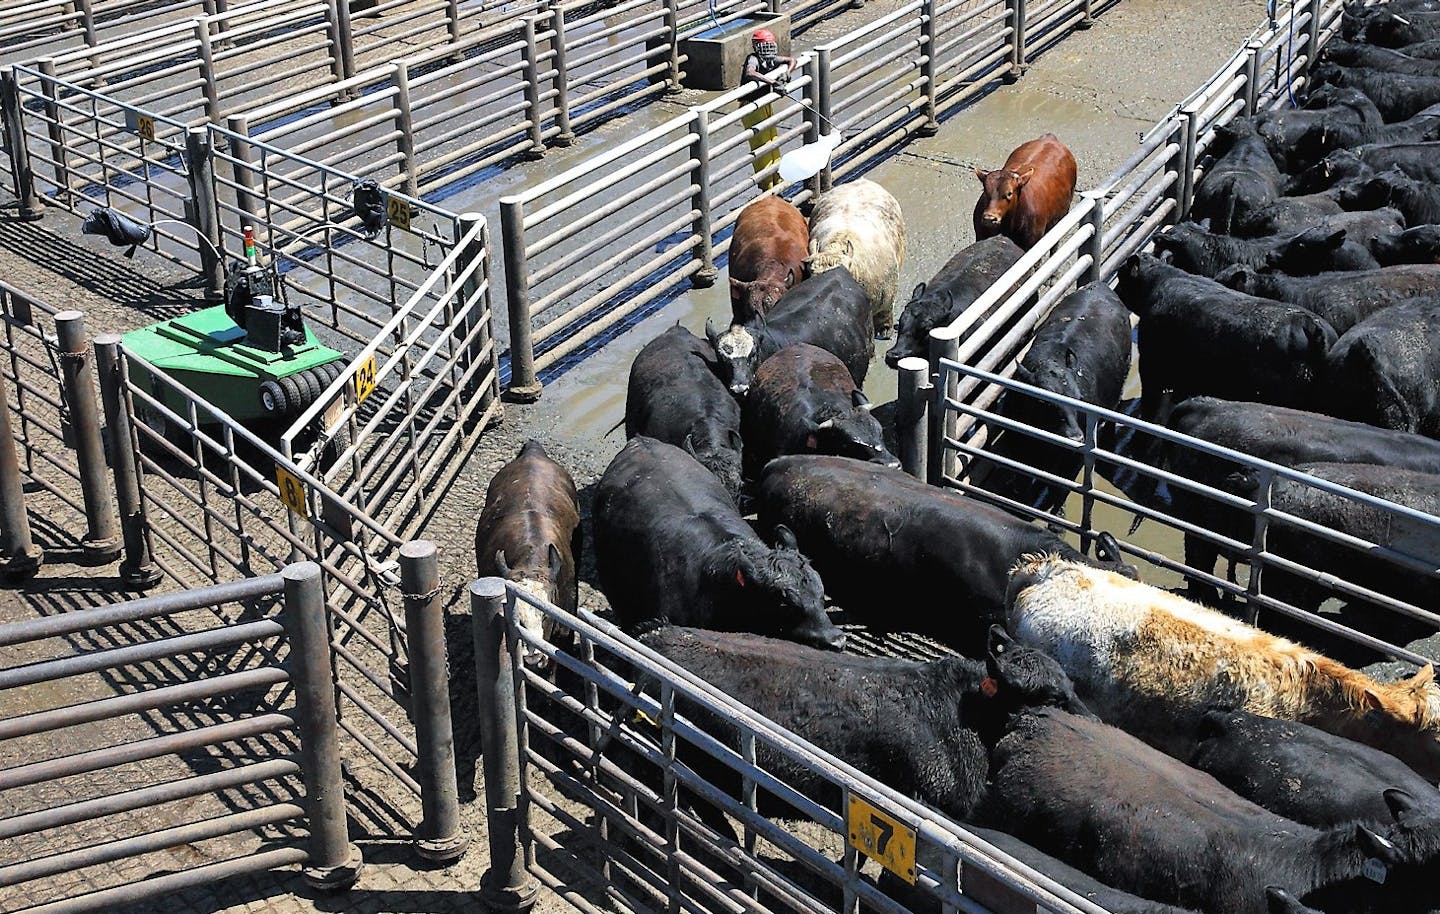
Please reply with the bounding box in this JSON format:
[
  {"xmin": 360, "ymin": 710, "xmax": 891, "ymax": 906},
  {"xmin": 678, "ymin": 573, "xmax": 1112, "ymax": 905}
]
[{"xmin": 846, "ymin": 792, "xmax": 917, "ymax": 884}]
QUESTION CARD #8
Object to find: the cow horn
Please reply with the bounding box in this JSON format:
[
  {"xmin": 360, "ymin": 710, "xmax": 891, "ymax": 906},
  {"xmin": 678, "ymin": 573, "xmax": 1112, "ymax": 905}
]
[
  {"xmin": 705, "ymin": 317, "xmax": 721, "ymax": 345},
  {"xmin": 858, "ymin": 400, "xmax": 875, "ymax": 412},
  {"xmin": 816, "ymin": 418, "xmax": 835, "ymax": 430}
]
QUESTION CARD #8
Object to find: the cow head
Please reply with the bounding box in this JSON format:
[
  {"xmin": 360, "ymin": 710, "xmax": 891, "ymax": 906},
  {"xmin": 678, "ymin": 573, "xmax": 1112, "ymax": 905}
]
[
  {"xmin": 1215, "ymin": 264, "xmax": 1260, "ymax": 293},
  {"xmin": 1267, "ymin": 227, "xmax": 1348, "ymax": 274},
  {"xmin": 984, "ymin": 624, "xmax": 1094, "ymax": 718},
  {"xmin": 975, "ymin": 166, "xmax": 1034, "ymax": 230},
  {"xmin": 1011, "ymin": 353, "xmax": 1086, "ymax": 443},
  {"xmin": 730, "ymin": 266, "xmax": 796, "ymax": 323},
  {"xmin": 682, "ymin": 426, "xmax": 744, "ymax": 506},
  {"xmin": 806, "ymin": 389, "xmax": 900, "ymax": 468},
  {"xmin": 495, "ymin": 546, "xmax": 566, "ymax": 670},
  {"xmin": 707, "ymin": 318, "xmax": 762, "ymax": 396},
  {"xmin": 725, "ymin": 525, "xmax": 844, "ymax": 651},
  {"xmin": 885, "ymin": 281, "xmax": 943, "ymax": 368},
  {"xmin": 1286, "ymin": 149, "xmax": 1366, "ymax": 195},
  {"xmin": 1324, "ymin": 663, "xmax": 1440, "ymax": 783},
  {"xmin": 1376, "ymin": 225, "xmax": 1440, "ymax": 265},
  {"xmin": 1338, "ymin": 167, "xmax": 1408, "ymax": 210}
]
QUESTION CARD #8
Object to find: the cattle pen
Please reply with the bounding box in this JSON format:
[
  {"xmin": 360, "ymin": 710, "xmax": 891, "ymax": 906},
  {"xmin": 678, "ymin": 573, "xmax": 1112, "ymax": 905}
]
[{"xmin": 1, "ymin": 0, "xmax": 1438, "ymax": 911}]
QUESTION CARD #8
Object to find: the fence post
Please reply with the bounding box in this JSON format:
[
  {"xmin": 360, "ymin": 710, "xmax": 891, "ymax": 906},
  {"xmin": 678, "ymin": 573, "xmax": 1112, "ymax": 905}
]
[
  {"xmin": 284, "ymin": 561, "xmax": 365, "ymax": 891},
  {"xmin": 896, "ymin": 357, "xmax": 931, "ymax": 481},
  {"xmin": 194, "ymin": 19, "xmax": 221, "ymax": 124},
  {"xmin": 1079, "ymin": 0, "xmax": 1094, "ymax": 28},
  {"xmin": 456, "ymin": 213, "xmax": 500, "ymax": 411},
  {"xmin": 1305, "ymin": 0, "xmax": 1322, "ymax": 75},
  {"xmin": 919, "ymin": 0, "xmax": 939, "ymax": 135},
  {"xmin": 690, "ymin": 109, "xmax": 718, "ymax": 288},
  {"xmin": 473, "ymin": 577, "xmax": 540, "ymax": 913},
  {"xmin": 1005, "ymin": 0, "xmax": 1026, "ymax": 81},
  {"xmin": 445, "ymin": 0, "xmax": 463, "ymax": 48},
  {"xmin": 401, "ymin": 541, "xmax": 469, "ymax": 864},
  {"xmin": 1082, "ymin": 190, "xmax": 1106, "ymax": 283},
  {"xmin": 1178, "ymin": 104, "xmax": 1199, "ymax": 219},
  {"xmin": 1, "ymin": 68, "xmax": 44, "ymax": 222},
  {"xmin": 1079, "ymin": 411, "xmax": 1099, "ymax": 555},
  {"xmin": 226, "ymin": 115, "xmax": 265, "ymax": 242},
  {"xmin": 36, "ymin": 59, "xmax": 71, "ymax": 201},
  {"xmin": 93, "ymin": 336, "xmax": 162, "ymax": 589},
  {"xmin": 55, "ymin": 312, "xmax": 120, "ymax": 563},
  {"xmin": 329, "ymin": 0, "xmax": 356, "ymax": 86},
  {"xmin": 76, "ymin": 0, "xmax": 99, "ymax": 67},
  {"xmin": 1245, "ymin": 468, "xmax": 1275, "ymax": 624},
  {"xmin": 816, "ymin": 47, "xmax": 834, "ymax": 192},
  {"xmin": 521, "ymin": 18, "xmax": 547, "ymax": 157},
  {"xmin": 323, "ymin": 0, "xmax": 349, "ymax": 88},
  {"xmin": 664, "ymin": 0, "xmax": 682, "ymax": 93},
  {"xmin": 393, "ymin": 62, "xmax": 420, "ymax": 198},
  {"xmin": 185, "ymin": 127, "xmax": 225, "ymax": 301},
  {"xmin": 0, "ymin": 358, "xmax": 43, "ymax": 581},
  {"xmin": 500, "ymin": 199, "xmax": 542, "ymax": 402},
  {"xmin": 548, "ymin": 6, "xmax": 574, "ymax": 146},
  {"xmin": 1243, "ymin": 42, "xmax": 1261, "ymax": 116},
  {"xmin": 927, "ymin": 326, "xmax": 961, "ymax": 485}
]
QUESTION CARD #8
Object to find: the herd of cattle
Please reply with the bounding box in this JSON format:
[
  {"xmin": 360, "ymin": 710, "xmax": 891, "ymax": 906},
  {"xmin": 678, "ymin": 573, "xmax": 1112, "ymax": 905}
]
[{"xmin": 470, "ymin": 5, "xmax": 1440, "ymax": 913}]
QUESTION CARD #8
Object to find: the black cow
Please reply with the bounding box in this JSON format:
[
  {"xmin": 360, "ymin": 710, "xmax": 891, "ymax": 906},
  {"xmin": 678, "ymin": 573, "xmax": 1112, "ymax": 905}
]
[
  {"xmin": 981, "ymin": 707, "xmax": 1440, "ymax": 914},
  {"xmin": 594, "ymin": 436, "xmax": 843, "ymax": 650},
  {"xmin": 886, "ymin": 235, "xmax": 1025, "ymax": 368},
  {"xmin": 972, "ymin": 282, "xmax": 1132, "ymax": 513},
  {"xmin": 1238, "ymin": 201, "xmax": 1403, "ymax": 244},
  {"xmin": 1216, "ymin": 263, "xmax": 1440, "ymax": 334},
  {"xmin": 707, "ymin": 267, "xmax": 872, "ymax": 397},
  {"xmin": 1152, "ymin": 222, "xmax": 1378, "ymax": 277},
  {"xmin": 1118, "ymin": 254, "xmax": 1337, "ymax": 419},
  {"xmin": 625, "ymin": 325, "xmax": 744, "ymax": 503},
  {"xmin": 475, "ymin": 440, "xmax": 582, "ymax": 669},
  {"xmin": 1165, "ymin": 396, "xmax": 1440, "ymax": 474},
  {"xmin": 1254, "ymin": 89, "xmax": 1385, "ymax": 172},
  {"xmin": 1191, "ymin": 119, "xmax": 1284, "ymax": 234},
  {"xmin": 637, "ymin": 624, "xmax": 1090, "ymax": 824},
  {"xmin": 756, "ymin": 455, "xmax": 1133, "ymax": 651},
  {"xmin": 741, "ymin": 343, "xmax": 896, "ymax": 479},
  {"xmin": 1374, "ymin": 224, "xmax": 1440, "ymax": 264},
  {"xmin": 1342, "ymin": 166, "xmax": 1440, "ymax": 224},
  {"xmin": 1350, "ymin": 10, "xmax": 1440, "ymax": 48},
  {"xmin": 1321, "ymin": 39, "xmax": 1440, "ymax": 77},
  {"xmin": 1312, "ymin": 63, "xmax": 1440, "ymax": 120},
  {"xmin": 1172, "ymin": 462, "xmax": 1440, "ymax": 648},
  {"xmin": 1191, "ymin": 708, "xmax": 1440, "ymax": 828},
  {"xmin": 1324, "ymin": 299, "xmax": 1440, "ymax": 436}
]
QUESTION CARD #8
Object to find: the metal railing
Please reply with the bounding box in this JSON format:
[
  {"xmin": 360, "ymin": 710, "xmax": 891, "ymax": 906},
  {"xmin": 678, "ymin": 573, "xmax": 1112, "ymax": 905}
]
[
  {"xmin": 888, "ymin": 0, "xmax": 1440, "ymax": 664},
  {"xmin": 0, "ymin": 563, "xmax": 358, "ymax": 913},
  {"xmin": 469, "ymin": 577, "xmax": 1122, "ymax": 914},
  {"xmin": 925, "ymin": 363, "xmax": 1440, "ymax": 666}
]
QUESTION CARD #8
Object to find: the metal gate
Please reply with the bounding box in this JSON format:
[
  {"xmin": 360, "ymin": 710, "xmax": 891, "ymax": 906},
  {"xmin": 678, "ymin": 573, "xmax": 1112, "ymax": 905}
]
[{"xmin": 467, "ymin": 578, "xmax": 1120, "ymax": 914}]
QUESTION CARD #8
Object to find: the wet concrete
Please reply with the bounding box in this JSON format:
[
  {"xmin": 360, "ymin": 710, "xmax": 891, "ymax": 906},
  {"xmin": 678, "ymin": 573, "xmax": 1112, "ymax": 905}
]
[{"xmin": 523, "ymin": 0, "xmax": 1266, "ymax": 453}]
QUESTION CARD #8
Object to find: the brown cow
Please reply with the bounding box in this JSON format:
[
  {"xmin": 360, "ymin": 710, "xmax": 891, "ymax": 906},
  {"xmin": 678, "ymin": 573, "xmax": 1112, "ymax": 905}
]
[
  {"xmin": 730, "ymin": 195, "xmax": 808, "ymax": 323},
  {"xmin": 973, "ymin": 134, "xmax": 1078, "ymax": 250},
  {"xmin": 475, "ymin": 439, "xmax": 582, "ymax": 670}
]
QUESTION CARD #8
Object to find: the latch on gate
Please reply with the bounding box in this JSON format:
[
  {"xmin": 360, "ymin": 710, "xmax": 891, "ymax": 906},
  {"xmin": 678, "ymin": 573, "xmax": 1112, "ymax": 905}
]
[{"xmin": 846, "ymin": 792, "xmax": 917, "ymax": 884}]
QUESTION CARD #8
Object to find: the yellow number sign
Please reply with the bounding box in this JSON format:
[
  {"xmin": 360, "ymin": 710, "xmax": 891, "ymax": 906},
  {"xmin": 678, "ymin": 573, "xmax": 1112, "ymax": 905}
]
[
  {"xmin": 275, "ymin": 466, "xmax": 308, "ymax": 517},
  {"xmin": 847, "ymin": 793, "xmax": 917, "ymax": 884},
  {"xmin": 136, "ymin": 114, "xmax": 155, "ymax": 142},
  {"xmin": 353, "ymin": 353, "xmax": 378, "ymax": 405},
  {"xmin": 385, "ymin": 195, "xmax": 412, "ymax": 233}
]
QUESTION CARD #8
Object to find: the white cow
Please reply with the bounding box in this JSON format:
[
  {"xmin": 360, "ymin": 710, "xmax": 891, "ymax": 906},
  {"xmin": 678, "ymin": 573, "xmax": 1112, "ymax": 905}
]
[
  {"xmin": 1006, "ymin": 555, "xmax": 1440, "ymax": 780},
  {"xmin": 807, "ymin": 179, "xmax": 906, "ymax": 339}
]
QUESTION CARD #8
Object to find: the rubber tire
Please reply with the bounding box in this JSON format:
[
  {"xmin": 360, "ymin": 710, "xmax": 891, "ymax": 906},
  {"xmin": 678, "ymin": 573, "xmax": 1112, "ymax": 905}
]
[
  {"xmin": 279, "ymin": 375, "xmax": 305, "ymax": 414},
  {"xmin": 258, "ymin": 380, "xmax": 288, "ymax": 415},
  {"xmin": 295, "ymin": 367, "xmax": 322, "ymax": 407}
]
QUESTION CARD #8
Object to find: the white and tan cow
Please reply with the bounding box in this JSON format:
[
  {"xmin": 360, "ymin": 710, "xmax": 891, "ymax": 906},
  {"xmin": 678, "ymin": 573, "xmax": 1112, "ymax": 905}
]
[
  {"xmin": 1006, "ymin": 555, "xmax": 1440, "ymax": 780},
  {"xmin": 806, "ymin": 179, "xmax": 905, "ymax": 339}
]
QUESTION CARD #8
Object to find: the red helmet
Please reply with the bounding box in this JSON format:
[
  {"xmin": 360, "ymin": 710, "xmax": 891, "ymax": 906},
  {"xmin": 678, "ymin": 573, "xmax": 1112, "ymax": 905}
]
[{"xmin": 752, "ymin": 28, "xmax": 776, "ymax": 43}]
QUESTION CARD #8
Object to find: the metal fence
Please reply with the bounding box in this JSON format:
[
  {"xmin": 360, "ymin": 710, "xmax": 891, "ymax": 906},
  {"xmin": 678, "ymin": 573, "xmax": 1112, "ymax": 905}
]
[
  {"xmin": 0, "ymin": 563, "xmax": 358, "ymax": 914},
  {"xmin": 498, "ymin": 0, "xmax": 1110, "ymax": 396},
  {"xmin": 889, "ymin": 0, "xmax": 1440, "ymax": 665},
  {"xmin": 468, "ymin": 577, "xmax": 1122, "ymax": 914}
]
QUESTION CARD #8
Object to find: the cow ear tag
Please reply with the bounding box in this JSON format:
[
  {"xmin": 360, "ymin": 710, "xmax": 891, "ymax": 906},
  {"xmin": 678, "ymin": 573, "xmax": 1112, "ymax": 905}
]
[
  {"xmin": 805, "ymin": 434, "xmax": 818, "ymax": 450},
  {"xmin": 735, "ymin": 569, "xmax": 745, "ymax": 588},
  {"xmin": 980, "ymin": 677, "xmax": 999, "ymax": 698},
  {"xmin": 1362, "ymin": 858, "xmax": 1388, "ymax": 884}
]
